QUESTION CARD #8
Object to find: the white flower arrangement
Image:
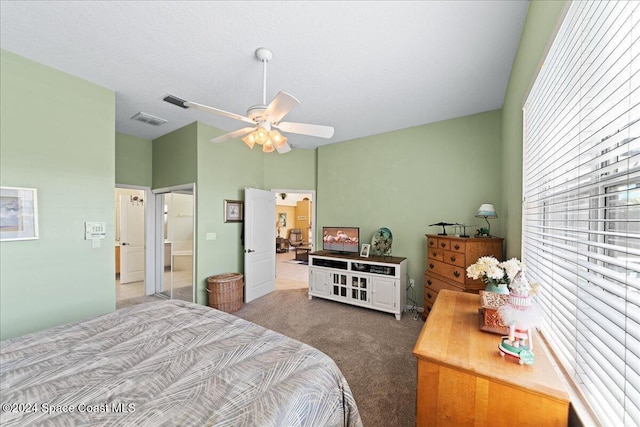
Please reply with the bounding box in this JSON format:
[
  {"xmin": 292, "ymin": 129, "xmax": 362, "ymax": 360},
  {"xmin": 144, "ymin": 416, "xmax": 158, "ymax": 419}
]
[{"xmin": 466, "ymin": 256, "xmax": 523, "ymax": 288}]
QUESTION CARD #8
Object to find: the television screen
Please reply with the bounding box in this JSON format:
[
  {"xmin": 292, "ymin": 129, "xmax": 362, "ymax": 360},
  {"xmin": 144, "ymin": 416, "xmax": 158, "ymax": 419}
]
[{"xmin": 322, "ymin": 227, "xmax": 359, "ymax": 253}]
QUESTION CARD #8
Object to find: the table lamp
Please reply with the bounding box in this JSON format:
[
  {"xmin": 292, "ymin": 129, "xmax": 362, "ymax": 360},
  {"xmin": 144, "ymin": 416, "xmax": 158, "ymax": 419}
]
[{"xmin": 475, "ymin": 204, "xmax": 497, "ymax": 237}]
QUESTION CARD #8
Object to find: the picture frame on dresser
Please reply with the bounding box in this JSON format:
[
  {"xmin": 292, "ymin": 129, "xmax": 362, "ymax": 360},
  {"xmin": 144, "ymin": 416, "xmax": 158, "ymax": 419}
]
[{"xmin": 360, "ymin": 243, "xmax": 370, "ymax": 258}]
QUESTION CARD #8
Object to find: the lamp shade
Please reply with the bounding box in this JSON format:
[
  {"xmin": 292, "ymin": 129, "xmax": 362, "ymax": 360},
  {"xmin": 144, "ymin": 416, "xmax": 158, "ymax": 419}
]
[{"xmin": 475, "ymin": 204, "xmax": 497, "ymax": 218}]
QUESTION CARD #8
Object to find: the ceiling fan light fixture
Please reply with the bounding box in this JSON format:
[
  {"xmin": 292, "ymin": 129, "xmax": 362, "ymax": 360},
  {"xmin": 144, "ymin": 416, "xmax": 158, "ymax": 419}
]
[
  {"xmin": 242, "ymin": 133, "xmax": 256, "ymax": 149},
  {"xmin": 179, "ymin": 47, "xmax": 332, "ymax": 155},
  {"xmin": 262, "ymin": 140, "xmax": 275, "ymax": 153},
  {"xmin": 269, "ymin": 130, "xmax": 287, "ymax": 148},
  {"xmin": 254, "ymin": 127, "xmax": 269, "ymax": 145}
]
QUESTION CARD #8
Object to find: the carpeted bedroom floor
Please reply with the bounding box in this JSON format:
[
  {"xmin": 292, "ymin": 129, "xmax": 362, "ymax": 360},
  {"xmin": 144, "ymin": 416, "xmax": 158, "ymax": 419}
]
[{"xmin": 234, "ymin": 288, "xmax": 425, "ymax": 427}]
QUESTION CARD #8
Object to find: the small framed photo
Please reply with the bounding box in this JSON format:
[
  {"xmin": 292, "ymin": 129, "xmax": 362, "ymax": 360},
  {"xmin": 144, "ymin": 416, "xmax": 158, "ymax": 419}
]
[
  {"xmin": 224, "ymin": 199, "xmax": 243, "ymax": 223},
  {"xmin": 0, "ymin": 187, "xmax": 39, "ymax": 241},
  {"xmin": 360, "ymin": 243, "xmax": 371, "ymax": 258}
]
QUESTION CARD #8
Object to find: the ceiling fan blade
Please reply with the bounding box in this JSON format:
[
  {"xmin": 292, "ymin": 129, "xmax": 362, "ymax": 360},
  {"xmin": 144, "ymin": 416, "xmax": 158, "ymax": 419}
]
[
  {"xmin": 210, "ymin": 127, "xmax": 255, "ymax": 143},
  {"xmin": 275, "ymin": 141, "xmax": 292, "ymax": 154},
  {"xmin": 276, "ymin": 122, "xmax": 335, "ymax": 139},
  {"xmin": 264, "ymin": 92, "xmax": 299, "ymax": 123},
  {"xmin": 184, "ymin": 101, "xmax": 255, "ymax": 125}
]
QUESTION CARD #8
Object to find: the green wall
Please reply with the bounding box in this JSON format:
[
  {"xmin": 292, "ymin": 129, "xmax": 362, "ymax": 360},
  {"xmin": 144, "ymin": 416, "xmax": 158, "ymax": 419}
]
[
  {"xmin": 263, "ymin": 148, "xmax": 317, "ymax": 190},
  {"xmin": 152, "ymin": 122, "xmax": 198, "ymax": 189},
  {"xmin": 115, "ymin": 132, "xmax": 152, "ymax": 186},
  {"xmin": 501, "ymin": 0, "xmax": 568, "ymax": 258},
  {"xmin": 0, "ymin": 50, "xmax": 116, "ymax": 340},
  {"xmin": 317, "ymin": 110, "xmax": 503, "ymax": 306}
]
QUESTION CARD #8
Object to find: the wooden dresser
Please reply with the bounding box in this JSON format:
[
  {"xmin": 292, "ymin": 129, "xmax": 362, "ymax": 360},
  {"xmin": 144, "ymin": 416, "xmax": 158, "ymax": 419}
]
[
  {"xmin": 413, "ymin": 290, "xmax": 570, "ymax": 426},
  {"xmin": 423, "ymin": 234, "xmax": 503, "ymax": 317}
]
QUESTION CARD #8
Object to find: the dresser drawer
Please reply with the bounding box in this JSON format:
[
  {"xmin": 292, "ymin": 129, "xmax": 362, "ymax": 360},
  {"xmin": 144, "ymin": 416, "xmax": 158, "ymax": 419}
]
[
  {"xmin": 449, "ymin": 240, "xmax": 465, "ymax": 253},
  {"xmin": 424, "ymin": 272, "xmax": 463, "ymax": 293},
  {"xmin": 424, "ymin": 286, "xmax": 439, "ymax": 306},
  {"xmin": 424, "ymin": 298, "xmax": 435, "ymax": 316},
  {"xmin": 427, "ymin": 237, "xmax": 438, "ymax": 249},
  {"xmin": 426, "ymin": 259, "xmax": 465, "ymax": 284},
  {"xmin": 427, "ymin": 248, "xmax": 444, "ymax": 262},
  {"xmin": 443, "ymin": 250, "xmax": 465, "ymax": 268},
  {"xmin": 436, "ymin": 239, "xmax": 450, "ymax": 250}
]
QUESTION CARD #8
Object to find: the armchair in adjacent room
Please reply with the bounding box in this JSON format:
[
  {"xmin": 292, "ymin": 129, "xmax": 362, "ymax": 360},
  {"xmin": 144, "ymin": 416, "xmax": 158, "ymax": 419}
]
[{"xmin": 288, "ymin": 229, "xmax": 304, "ymax": 247}]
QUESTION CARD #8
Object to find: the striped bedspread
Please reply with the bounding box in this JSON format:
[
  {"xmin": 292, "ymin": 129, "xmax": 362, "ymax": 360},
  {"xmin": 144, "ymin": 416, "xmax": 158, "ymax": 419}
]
[{"xmin": 0, "ymin": 300, "xmax": 362, "ymax": 426}]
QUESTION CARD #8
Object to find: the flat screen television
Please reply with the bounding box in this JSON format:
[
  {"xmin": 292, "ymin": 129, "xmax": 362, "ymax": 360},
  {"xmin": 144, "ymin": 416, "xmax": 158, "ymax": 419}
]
[{"xmin": 322, "ymin": 227, "xmax": 359, "ymax": 253}]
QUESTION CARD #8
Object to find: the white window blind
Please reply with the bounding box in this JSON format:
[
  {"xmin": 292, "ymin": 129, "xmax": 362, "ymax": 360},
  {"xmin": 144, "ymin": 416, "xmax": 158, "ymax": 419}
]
[{"xmin": 522, "ymin": 1, "xmax": 639, "ymax": 425}]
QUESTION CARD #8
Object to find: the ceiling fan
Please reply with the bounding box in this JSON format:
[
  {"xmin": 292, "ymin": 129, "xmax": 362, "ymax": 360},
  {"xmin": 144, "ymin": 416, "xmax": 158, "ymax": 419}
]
[{"xmin": 168, "ymin": 47, "xmax": 334, "ymax": 154}]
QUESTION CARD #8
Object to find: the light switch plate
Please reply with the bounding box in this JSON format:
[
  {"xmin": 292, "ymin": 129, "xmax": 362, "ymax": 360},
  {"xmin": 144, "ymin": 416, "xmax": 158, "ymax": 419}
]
[
  {"xmin": 206, "ymin": 232, "xmax": 216, "ymax": 241},
  {"xmin": 85, "ymin": 222, "xmax": 106, "ymax": 240}
]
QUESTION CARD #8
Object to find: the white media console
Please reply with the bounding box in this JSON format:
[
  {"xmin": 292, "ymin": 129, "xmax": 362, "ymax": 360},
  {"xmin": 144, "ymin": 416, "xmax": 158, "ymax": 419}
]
[{"xmin": 308, "ymin": 251, "xmax": 407, "ymax": 320}]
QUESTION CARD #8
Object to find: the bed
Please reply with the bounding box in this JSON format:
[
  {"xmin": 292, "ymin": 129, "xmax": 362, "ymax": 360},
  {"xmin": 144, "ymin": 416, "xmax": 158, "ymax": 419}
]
[{"xmin": 0, "ymin": 300, "xmax": 362, "ymax": 426}]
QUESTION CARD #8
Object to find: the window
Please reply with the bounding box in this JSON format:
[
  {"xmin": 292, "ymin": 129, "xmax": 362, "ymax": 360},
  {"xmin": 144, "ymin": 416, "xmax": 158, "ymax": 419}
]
[{"xmin": 522, "ymin": 1, "xmax": 638, "ymax": 425}]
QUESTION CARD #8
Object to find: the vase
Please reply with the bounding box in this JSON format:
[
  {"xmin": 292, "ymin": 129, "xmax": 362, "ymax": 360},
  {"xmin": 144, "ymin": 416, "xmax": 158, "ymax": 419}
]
[{"xmin": 485, "ymin": 283, "xmax": 509, "ymax": 294}]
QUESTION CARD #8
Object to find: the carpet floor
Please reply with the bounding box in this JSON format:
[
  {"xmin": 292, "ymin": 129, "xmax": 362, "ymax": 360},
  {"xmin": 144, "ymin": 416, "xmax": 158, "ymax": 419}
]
[{"xmin": 234, "ymin": 288, "xmax": 425, "ymax": 427}]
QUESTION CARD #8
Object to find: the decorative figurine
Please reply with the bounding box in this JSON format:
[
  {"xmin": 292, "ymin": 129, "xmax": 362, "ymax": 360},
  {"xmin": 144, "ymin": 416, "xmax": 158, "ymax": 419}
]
[
  {"xmin": 498, "ymin": 271, "xmax": 541, "ymax": 365},
  {"xmin": 429, "ymin": 222, "xmax": 454, "ymax": 236}
]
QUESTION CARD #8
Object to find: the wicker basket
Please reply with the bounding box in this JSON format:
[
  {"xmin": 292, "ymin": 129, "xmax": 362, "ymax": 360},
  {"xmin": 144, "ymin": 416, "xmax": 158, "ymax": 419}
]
[{"xmin": 206, "ymin": 273, "xmax": 244, "ymax": 313}]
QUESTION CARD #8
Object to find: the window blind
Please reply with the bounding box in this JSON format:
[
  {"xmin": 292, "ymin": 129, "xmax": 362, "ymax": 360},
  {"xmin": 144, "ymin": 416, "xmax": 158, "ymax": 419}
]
[{"xmin": 522, "ymin": 1, "xmax": 639, "ymax": 425}]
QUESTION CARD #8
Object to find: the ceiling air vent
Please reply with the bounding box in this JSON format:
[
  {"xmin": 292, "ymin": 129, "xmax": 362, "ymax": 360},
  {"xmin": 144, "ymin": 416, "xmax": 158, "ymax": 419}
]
[{"xmin": 131, "ymin": 112, "xmax": 167, "ymax": 126}]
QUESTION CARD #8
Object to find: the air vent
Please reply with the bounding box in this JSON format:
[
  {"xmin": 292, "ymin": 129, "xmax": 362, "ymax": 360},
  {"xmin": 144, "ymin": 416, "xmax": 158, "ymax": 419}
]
[
  {"xmin": 163, "ymin": 94, "xmax": 188, "ymax": 108},
  {"xmin": 131, "ymin": 112, "xmax": 167, "ymax": 126}
]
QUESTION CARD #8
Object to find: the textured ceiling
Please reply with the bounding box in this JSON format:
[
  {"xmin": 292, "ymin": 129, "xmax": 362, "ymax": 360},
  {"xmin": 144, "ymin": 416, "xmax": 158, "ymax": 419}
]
[{"xmin": 0, "ymin": 1, "xmax": 529, "ymax": 149}]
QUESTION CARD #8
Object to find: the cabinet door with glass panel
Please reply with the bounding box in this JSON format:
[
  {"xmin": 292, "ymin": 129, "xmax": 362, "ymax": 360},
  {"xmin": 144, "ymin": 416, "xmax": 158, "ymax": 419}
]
[
  {"xmin": 350, "ymin": 274, "xmax": 370, "ymax": 304},
  {"xmin": 330, "ymin": 272, "xmax": 348, "ymax": 298}
]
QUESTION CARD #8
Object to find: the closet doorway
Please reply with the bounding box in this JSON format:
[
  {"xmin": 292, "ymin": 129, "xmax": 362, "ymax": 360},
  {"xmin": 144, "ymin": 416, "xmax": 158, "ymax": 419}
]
[{"xmin": 154, "ymin": 184, "xmax": 195, "ymax": 302}]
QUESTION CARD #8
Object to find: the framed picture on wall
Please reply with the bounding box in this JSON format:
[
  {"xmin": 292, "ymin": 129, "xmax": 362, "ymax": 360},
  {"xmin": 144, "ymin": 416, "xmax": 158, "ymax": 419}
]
[
  {"xmin": 224, "ymin": 199, "xmax": 243, "ymax": 223},
  {"xmin": 0, "ymin": 187, "xmax": 39, "ymax": 241}
]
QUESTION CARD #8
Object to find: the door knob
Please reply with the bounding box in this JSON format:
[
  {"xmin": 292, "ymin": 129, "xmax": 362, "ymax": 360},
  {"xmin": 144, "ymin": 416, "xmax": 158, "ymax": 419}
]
[
  {"xmin": 121, "ymin": 242, "xmax": 129, "ymax": 246},
  {"xmin": 246, "ymin": 249, "xmax": 255, "ymax": 253}
]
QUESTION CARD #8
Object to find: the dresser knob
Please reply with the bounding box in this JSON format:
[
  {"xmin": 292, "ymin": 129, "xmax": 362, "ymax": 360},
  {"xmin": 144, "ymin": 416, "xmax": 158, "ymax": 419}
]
[
  {"xmin": 454, "ymin": 244, "xmax": 460, "ymax": 250},
  {"xmin": 427, "ymin": 293, "xmax": 432, "ymax": 299},
  {"xmin": 453, "ymin": 271, "xmax": 460, "ymax": 278},
  {"xmin": 429, "ymin": 263, "xmax": 435, "ymax": 269},
  {"xmin": 440, "ymin": 242, "xmax": 446, "ymax": 248},
  {"xmin": 427, "ymin": 279, "xmax": 432, "ymax": 286},
  {"xmin": 432, "ymin": 251, "xmax": 437, "ymax": 257},
  {"xmin": 450, "ymin": 256, "xmax": 456, "ymax": 262}
]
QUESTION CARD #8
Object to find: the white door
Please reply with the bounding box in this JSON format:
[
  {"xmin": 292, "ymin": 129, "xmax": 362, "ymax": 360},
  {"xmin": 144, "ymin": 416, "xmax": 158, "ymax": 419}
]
[
  {"xmin": 120, "ymin": 195, "xmax": 145, "ymax": 284},
  {"xmin": 244, "ymin": 188, "xmax": 276, "ymax": 302}
]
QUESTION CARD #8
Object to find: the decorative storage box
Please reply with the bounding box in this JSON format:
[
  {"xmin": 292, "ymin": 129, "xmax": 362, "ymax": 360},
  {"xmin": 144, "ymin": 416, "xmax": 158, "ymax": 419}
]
[{"xmin": 478, "ymin": 290, "xmax": 509, "ymax": 335}]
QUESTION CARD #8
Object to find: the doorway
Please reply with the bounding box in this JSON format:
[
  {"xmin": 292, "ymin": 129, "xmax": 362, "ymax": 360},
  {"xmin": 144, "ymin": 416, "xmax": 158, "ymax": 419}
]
[
  {"xmin": 273, "ymin": 189, "xmax": 315, "ymax": 290},
  {"xmin": 154, "ymin": 185, "xmax": 195, "ymax": 302},
  {"xmin": 115, "ymin": 186, "xmax": 149, "ymax": 303}
]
